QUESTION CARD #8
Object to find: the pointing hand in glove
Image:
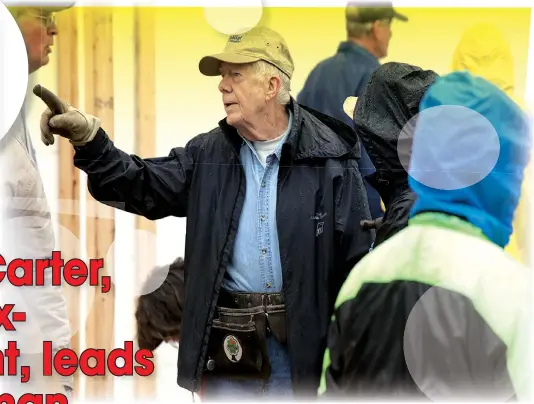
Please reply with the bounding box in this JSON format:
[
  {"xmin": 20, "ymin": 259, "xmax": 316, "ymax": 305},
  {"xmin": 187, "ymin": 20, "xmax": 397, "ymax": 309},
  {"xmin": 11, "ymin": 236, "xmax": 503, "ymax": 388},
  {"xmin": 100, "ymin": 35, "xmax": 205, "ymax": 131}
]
[{"xmin": 34, "ymin": 84, "xmax": 101, "ymax": 146}]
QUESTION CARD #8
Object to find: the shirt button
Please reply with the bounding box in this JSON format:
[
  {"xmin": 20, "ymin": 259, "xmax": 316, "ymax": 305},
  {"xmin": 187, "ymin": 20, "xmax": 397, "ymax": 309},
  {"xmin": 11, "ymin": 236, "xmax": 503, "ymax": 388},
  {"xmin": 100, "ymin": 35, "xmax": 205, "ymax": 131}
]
[
  {"xmin": 260, "ymin": 215, "xmax": 265, "ymax": 221},
  {"xmin": 261, "ymin": 182, "xmax": 266, "ymax": 188},
  {"xmin": 261, "ymin": 248, "xmax": 267, "ymax": 254},
  {"xmin": 266, "ymin": 282, "xmax": 272, "ymax": 288}
]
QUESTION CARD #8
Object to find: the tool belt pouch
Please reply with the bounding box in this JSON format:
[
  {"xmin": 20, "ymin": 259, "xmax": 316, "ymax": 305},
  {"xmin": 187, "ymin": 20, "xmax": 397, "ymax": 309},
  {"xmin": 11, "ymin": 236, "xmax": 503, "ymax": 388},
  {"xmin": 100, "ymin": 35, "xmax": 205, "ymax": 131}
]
[
  {"xmin": 205, "ymin": 307, "xmax": 270, "ymax": 380},
  {"xmin": 266, "ymin": 304, "xmax": 287, "ymax": 345}
]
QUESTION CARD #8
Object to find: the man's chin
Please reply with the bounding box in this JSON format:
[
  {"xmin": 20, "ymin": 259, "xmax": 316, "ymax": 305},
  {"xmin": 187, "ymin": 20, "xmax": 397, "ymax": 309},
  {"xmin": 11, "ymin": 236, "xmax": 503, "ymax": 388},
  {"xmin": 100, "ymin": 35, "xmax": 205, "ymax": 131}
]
[
  {"xmin": 29, "ymin": 58, "xmax": 49, "ymax": 74},
  {"xmin": 225, "ymin": 115, "xmax": 241, "ymax": 128},
  {"xmin": 37, "ymin": 55, "xmax": 50, "ymax": 68}
]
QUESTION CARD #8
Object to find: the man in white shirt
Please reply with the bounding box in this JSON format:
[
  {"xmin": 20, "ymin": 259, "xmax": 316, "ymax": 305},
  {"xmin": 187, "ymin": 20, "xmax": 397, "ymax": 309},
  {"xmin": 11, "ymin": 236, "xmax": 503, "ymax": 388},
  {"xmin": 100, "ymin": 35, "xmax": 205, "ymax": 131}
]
[{"xmin": 0, "ymin": 3, "xmax": 74, "ymax": 399}]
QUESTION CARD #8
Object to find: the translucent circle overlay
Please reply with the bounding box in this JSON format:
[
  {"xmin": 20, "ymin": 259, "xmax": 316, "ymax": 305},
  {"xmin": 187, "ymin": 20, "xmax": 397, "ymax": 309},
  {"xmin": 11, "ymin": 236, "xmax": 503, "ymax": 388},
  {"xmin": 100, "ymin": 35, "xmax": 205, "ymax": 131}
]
[
  {"xmin": 133, "ymin": 229, "xmax": 168, "ymax": 296},
  {"xmin": 204, "ymin": 0, "xmax": 263, "ymax": 35},
  {"xmin": 398, "ymin": 105, "xmax": 500, "ymax": 191},
  {"xmin": 0, "ymin": 3, "xmax": 29, "ymax": 141},
  {"xmin": 55, "ymin": 224, "xmax": 96, "ymax": 342},
  {"xmin": 403, "ymin": 286, "xmax": 517, "ymax": 402}
]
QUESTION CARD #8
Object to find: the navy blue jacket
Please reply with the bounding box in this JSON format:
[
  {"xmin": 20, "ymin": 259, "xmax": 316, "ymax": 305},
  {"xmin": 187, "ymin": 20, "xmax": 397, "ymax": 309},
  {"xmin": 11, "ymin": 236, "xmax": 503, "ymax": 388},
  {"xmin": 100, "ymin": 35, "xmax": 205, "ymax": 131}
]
[
  {"xmin": 297, "ymin": 41, "xmax": 383, "ymax": 219},
  {"xmin": 71, "ymin": 99, "xmax": 374, "ymax": 396}
]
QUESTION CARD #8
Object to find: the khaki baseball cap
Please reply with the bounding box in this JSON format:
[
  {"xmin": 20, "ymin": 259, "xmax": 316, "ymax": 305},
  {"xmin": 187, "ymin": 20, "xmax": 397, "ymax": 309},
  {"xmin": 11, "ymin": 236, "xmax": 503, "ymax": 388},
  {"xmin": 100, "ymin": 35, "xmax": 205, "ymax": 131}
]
[
  {"xmin": 41, "ymin": 5, "xmax": 74, "ymax": 12},
  {"xmin": 346, "ymin": 2, "xmax": 408, "ymax": 23},
  {"xmin": 199, "ymin": 26, "xmax": 295, "ymax": 79},
  {"xmin": 6, "ymin": 2, "xmax": 74, "ymax": 13}
]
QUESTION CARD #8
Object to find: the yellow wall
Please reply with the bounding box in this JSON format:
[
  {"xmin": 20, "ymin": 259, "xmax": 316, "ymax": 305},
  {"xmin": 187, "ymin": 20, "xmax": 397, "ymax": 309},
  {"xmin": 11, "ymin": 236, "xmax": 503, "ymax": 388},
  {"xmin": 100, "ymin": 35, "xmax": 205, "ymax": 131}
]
[
  {"xmin": 64, "ymin": 7, "xmax": 532, "ymax": 151},
  {"xmin": 384, "ymin": 7, "xmax": 531, "ymax": 96},
  {"xmin": 28, "ymin": 6, "xmax": 532, "ymax": 153}
]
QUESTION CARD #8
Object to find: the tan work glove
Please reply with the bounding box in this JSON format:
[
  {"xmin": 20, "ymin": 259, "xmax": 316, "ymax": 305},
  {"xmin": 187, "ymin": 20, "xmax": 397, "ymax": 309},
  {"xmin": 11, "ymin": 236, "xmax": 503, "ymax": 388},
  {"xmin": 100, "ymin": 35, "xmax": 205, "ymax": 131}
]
[{"xmin": 33, "ymin": 84, "xmax": 101, "ymax": 146}]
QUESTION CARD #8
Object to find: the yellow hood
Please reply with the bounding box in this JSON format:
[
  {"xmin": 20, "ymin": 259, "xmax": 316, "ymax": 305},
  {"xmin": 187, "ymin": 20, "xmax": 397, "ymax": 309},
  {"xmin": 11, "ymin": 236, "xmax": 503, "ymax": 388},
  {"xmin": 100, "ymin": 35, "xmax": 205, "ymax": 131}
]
[
  {"xmin": 451, "ymin": 24, "xmax": 530, "ymax": 265},
  {"xmin": 451, "ymin": 23, "xmax": 515, "ymax": 97}
]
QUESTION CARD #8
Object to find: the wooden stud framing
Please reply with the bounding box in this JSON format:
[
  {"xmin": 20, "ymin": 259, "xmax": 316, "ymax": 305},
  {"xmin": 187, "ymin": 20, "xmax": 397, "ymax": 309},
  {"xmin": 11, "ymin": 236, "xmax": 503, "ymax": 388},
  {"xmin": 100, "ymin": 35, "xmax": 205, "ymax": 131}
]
[
  {"xmin": 133, "ymin": 7, "xmax": 158, "ymax": 398},
  {"xmin": 83, "ymin": 7, "xmax": 116, "ymax": 400},
  {"xmin": 56, "ymin": 7, "xmax": 81, "ymax": 398}
]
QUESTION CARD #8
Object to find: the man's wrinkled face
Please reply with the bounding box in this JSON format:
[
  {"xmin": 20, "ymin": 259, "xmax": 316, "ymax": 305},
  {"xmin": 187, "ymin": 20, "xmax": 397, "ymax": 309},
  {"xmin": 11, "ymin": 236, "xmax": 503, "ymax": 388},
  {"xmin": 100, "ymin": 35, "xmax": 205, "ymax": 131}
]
[
  {"xmin": 218, "ymin": 62, "xmax": 268, "ymax": 128},
  {"xmin": 15, "ymin": 8, "xmax": 58, "ymax": 73}
]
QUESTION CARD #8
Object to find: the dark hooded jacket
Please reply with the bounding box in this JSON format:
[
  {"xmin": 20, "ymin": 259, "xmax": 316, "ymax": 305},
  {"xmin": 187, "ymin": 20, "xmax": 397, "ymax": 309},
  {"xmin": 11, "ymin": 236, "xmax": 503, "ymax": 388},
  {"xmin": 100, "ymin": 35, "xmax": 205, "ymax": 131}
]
[
  {"xmin": 70, "ymin": 98, "xmax": 374, "ymax": 396},
  {"xmin": 297, "ymin": 41, "xmax": 384, "ymax": 220},
  {"xmin": 354, "ymin": 62, "xmax": 439, "ymax": 247}
]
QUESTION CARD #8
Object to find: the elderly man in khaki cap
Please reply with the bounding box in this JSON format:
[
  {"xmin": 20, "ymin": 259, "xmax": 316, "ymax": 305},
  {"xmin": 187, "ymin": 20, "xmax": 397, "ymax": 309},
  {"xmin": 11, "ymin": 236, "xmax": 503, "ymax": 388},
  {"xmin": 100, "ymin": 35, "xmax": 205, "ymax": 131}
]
[
  {"xmin": 0, "ymin": 2, "xmax": 75, "ymax": 400},
  {"xmin": 198, "ymin": 26, "xmax": 295, "ymax": 131},
  {"xmin": 35, "ymin": 25, "xmax": 373, "ymax": 400}
]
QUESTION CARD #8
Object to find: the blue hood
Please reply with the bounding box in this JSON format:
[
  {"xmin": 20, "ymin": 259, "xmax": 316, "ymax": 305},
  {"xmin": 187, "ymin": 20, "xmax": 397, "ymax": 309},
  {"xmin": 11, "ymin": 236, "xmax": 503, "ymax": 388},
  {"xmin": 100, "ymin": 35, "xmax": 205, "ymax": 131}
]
[{"xmin": 408, "ymin": 71, "xmax": 531, "ymax": 247}]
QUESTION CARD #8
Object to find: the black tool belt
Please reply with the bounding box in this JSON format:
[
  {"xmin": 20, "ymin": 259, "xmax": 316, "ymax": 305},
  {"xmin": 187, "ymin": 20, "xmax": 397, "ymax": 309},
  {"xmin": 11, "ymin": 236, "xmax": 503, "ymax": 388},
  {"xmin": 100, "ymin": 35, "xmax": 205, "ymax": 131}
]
[{"xmin": 204, "ymin": 290, "xmax": 287, "ymax": 380}]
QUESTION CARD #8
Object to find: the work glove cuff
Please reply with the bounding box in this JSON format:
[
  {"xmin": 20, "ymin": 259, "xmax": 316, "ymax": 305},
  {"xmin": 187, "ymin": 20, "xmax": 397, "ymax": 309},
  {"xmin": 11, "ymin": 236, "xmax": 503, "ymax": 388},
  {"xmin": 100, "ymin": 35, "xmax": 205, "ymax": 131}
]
[{"xmin": 69, "ymin": 114, "xmax": 101, "ymax": 146}]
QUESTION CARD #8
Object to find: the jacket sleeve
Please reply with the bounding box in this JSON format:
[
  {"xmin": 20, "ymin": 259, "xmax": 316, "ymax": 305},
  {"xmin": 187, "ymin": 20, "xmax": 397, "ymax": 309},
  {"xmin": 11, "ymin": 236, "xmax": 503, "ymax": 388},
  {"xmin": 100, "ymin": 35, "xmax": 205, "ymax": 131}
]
[
  {"xmin": 332, "ymin": 163, "xmax": 374, "ymax": 301},
  {"xmin": 72, "ymin": 128, "xmax": 196, "ymax": 220}
]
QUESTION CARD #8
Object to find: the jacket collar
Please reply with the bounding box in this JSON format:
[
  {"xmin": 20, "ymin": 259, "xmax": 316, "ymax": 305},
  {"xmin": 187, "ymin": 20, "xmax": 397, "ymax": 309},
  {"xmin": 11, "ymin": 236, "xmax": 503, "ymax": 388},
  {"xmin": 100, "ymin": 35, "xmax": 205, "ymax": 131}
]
[
  {"xmin": 219, "ymin": 98, "xmax": 361, "ymax": 162},
  {"xmin": 409, "ymin": 212, "xmax": 489, "ymax": 242},
  {"xmin": 337, "ymin": 41, "xmax": 379, "ymax": 65}
]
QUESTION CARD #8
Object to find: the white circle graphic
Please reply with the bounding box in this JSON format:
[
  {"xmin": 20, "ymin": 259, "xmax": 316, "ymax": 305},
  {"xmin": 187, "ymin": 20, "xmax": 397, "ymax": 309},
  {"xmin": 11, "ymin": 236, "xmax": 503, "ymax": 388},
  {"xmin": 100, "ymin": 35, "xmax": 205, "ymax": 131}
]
[
  {"xmin": 404, "ymin": 286, "xmax": 517, "ymax": 401},
  {"xmin": 0, "ymin": 3, "xmax": 29, "ymax": 141},
  {"xmin": 400, "ymin": 105, "xmax": 500, "ymax": 191},
  {"xmin": 204, "ymin": 0, "xmax": 263, "ymax": 35}
]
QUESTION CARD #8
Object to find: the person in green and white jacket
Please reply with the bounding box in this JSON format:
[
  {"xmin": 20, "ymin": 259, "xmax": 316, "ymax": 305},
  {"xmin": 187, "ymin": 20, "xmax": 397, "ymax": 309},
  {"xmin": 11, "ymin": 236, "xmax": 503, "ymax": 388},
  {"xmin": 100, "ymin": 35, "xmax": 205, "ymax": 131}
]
[{"xmin": 319, "ymin": 70, "xmax": 532, "ymax": 401}]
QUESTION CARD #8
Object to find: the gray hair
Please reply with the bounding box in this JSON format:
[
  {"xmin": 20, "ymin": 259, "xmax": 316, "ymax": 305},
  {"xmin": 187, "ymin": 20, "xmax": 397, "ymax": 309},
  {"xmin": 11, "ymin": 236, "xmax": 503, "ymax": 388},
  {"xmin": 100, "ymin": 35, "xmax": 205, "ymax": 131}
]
[
  {"xmin": 347, "ymin": 19, "xmax": 390, "ymax": 39},
  {"xmin": 250, "ymin": 60, "xmax": 291, "ymax": 105}
]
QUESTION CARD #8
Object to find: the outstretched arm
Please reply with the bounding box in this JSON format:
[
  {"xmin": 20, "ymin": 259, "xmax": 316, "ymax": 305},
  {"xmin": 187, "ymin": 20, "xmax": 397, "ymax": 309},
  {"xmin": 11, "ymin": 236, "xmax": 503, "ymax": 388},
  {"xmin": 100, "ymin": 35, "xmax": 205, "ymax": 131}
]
[
  {"xmin": 72, "ymin": 128, "xmax": 195, "ymax": 220},
  {"xmin": 35, "ymin": 86, "xmax": 195, "ymax": 220}
]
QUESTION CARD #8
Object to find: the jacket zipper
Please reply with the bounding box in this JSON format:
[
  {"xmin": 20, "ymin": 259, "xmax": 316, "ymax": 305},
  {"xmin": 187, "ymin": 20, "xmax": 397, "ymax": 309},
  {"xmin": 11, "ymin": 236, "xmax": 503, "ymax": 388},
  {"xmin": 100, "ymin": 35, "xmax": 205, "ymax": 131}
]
[
  {"xmin": 193, "ymin": 142, "xmax": 246, "ymax": 389},
  {"xmin": 277, "ymin": 149, "xmax": 295, "ymax": 392}
]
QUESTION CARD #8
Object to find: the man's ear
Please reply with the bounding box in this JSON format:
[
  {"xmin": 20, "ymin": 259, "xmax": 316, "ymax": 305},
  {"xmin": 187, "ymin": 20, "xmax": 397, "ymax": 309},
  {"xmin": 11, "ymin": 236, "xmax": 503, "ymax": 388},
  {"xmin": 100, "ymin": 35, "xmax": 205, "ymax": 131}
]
[
  {"xmin": 371, "ymin": 19, "xmax": 386, "ymax": 36},
  {"xmin": 343, "ymin": 96, "xmax": 358, "ymax": 119},
  {"xmin": 267, "ymin": 76, "xmax": 281, "ymax": 101}
]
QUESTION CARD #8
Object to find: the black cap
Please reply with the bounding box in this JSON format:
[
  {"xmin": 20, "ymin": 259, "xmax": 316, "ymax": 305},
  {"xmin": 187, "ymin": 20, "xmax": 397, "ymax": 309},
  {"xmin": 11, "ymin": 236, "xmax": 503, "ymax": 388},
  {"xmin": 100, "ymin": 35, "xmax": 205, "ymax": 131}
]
[{"xmin": 346, "ymin": 2, "xmax": 408, "ymax": 23}]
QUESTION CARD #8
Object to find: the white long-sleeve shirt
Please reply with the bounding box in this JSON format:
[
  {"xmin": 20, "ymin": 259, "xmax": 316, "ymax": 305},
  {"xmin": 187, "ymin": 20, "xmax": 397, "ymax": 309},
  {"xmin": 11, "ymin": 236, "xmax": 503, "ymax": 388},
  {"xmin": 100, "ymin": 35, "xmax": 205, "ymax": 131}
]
[{"xmin": 0, "ymin": 103, "xmax": 73, "ymax": 395}]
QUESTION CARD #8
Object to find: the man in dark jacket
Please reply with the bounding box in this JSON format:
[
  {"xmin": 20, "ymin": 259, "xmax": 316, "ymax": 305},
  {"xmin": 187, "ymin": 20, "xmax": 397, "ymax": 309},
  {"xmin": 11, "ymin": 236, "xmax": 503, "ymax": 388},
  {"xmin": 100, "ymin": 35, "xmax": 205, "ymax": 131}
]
[
  {"xmin": 297, "ymin": 3, "xmax": 409, "ymax": 221},
  {"xmin": 350, "ymin": 62, "xmax": 439, "ymax": 247},
  {"xmin": 35, "ymin": 26, "xmax": 374, "ymax": 400}
]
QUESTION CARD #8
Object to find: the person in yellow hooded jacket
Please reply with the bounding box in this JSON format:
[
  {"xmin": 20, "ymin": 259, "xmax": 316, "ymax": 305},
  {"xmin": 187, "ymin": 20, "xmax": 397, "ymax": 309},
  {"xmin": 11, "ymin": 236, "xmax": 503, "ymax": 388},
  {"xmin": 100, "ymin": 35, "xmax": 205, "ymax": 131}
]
[{"xmin": 451, "ymin": 23, "xmax": 530, "ymax": 265}]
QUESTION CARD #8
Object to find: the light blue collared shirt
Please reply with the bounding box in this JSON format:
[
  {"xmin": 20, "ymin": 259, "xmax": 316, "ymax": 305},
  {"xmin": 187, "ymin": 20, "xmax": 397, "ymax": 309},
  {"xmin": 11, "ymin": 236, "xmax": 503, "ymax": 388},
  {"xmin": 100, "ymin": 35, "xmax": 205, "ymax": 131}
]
[{"xmin": 223, "ymin": 110, "xmax": 293, "ymax": 293}]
